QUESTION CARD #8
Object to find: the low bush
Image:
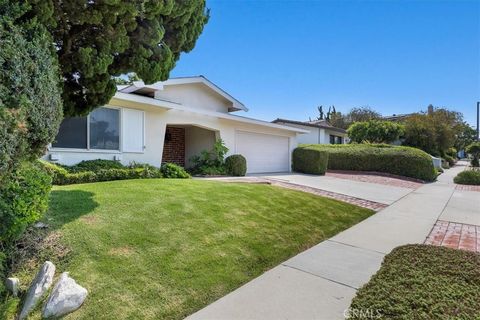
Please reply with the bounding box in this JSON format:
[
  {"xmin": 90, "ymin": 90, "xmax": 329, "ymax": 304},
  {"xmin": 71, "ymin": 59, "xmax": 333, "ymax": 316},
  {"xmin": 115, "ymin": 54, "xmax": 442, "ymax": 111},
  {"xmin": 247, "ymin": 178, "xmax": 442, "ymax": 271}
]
[
  {"xmin": 69, "ymin": 159, "xmax": 125, "ymax": 172},
  {"xmin": 443, "ymin": 155, "xmax": 455, "ymax": 167},
  {"xmin": 37, "ymin": 160, "xmax": 188, "ymax": 184},
  {"xmin": 349, "ymin": 245, "xmax": 480, "ymax": 319},
  {"xmin": 0, "ymin": 163, "xmax": 52, "ymax": 244},
  {"xmin": 292, "ymin": 147, "xmax": 329, "ymax": 175},
  {"xmin": 160, "ymin": 163, "xmax": 191, "ymax": 179},
  {"xmin": 225, "ymin": 155, "xmax": 247, "ymax": 176},
  {"xmin": 454, "ymin": 169, "xmax": 480, "ymax": 185},
  {"xmin": 302, "ymin": 144, "xmax": 437, "ymax": 181},
  {"xmin": 189, "ymin": 139, "xmax": 229, "ymax": 176},
  {"xmin": 466, "ymin": 142, "xmax": 480, "ymax": 167}
]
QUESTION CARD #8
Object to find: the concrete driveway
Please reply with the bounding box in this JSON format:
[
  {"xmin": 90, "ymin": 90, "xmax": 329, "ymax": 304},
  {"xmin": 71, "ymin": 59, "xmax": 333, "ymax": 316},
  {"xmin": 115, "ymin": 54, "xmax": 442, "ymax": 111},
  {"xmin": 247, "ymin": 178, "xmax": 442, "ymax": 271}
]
[{"xmin": 257, "ymin": 173, "xmax": 414, "ymax": 205}]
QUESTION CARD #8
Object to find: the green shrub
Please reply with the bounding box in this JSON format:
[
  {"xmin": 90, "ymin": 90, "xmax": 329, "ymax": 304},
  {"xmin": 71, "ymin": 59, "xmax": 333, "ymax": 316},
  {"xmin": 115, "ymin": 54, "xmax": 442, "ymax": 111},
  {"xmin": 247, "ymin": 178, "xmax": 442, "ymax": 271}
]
[
  {"xmin": 454, "ymin": 170, "xmax": 480, "ymax": 185},
  {"xmin": 190, "ymin": 139, "xmax": 229, "ymax": 175},
  {"xmin": 302, "ymin": 144, "xmax": 437, "ymax": 181},
  {"xmin": 0, "ymin": 251, "xmax": 5, "ymax": 295},
  {"xmin": 0, "ymin": 2, "xmax": 63, "ymax": 180},
  {"xmin": 160, "ymin": 163, "xmax": 191, "ymax": 179},
  {"xmin": 69, "ymin": 159, "xmax": 125, "ymax": 172},
  {"xmin": 466, "ymin": 142, "xmax": 480, "ymax": 167},
  {"xmin": 292, "ymin": 147, "xmax": 329, "ymax": 175},
  {"xmin": 38, "ymin": 160, "xmax": 166, "ymax": 184},
  {"xmin": 441, "ymin": 159, "xmax": 450, "ymax": 169},
  {"xmin": 347, "ymin": 120, "xmax": 404, "ymax": 144},
  {"xmin": 446, "ymin": 147, "xmax": 457, "ymax": 158},
  {"xmin": 37, "ymin": 160, "xmax": 69, "ymax": 182},
  {"xmin": 0, "ymin": 163, "xmax": 52, "ymax": 244},
  {"xmin": 443, "ymin": 155, "xmax": 455, "ymax": 167},
  {"xmin": 225, "ymin": 155, "xmax": 247, "ymax": 176}
]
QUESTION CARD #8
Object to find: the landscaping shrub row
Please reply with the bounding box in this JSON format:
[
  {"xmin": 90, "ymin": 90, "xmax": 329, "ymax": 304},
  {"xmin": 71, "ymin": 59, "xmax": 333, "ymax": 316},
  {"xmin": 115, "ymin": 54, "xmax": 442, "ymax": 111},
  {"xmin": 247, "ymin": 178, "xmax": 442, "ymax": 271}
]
[
  {"xmin": 292, "ymin": 147, "xmax": 329, "ymax": 175},
  {"xmin": 38, "ymin": 160, "xmax": 190, "ymax": 185},
  {"xmin": 295, "ymin": 144, "xmax": 437, "ymax": 181},
  {"xmin": 454, "ymin": 169, "xmax": 480, "ymax": 185}
]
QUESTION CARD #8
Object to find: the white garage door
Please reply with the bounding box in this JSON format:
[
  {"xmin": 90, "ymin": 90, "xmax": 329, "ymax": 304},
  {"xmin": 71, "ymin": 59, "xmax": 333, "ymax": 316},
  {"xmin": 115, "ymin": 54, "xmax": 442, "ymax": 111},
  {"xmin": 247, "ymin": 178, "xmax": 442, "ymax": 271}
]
[{"xmin": 235, "ymin": 131, "xmax": 290, "ymax": 173}]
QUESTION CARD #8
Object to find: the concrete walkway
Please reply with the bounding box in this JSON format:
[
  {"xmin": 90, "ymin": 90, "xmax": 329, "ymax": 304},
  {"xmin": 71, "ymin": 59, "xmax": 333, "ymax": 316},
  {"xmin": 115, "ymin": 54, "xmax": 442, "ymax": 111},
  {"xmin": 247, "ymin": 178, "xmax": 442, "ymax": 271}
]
[{"xmin": 187, "ymin": 163, "xmax": 478, "ymax": 320}]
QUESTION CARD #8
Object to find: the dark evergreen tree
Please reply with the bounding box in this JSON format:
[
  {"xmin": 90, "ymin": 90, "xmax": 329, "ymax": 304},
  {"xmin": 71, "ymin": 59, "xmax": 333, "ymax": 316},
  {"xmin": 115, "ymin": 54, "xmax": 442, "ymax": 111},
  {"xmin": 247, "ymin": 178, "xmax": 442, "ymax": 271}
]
[{"xmin": 23, "ymin": 0, "xmax": 209, "ymax": 116}]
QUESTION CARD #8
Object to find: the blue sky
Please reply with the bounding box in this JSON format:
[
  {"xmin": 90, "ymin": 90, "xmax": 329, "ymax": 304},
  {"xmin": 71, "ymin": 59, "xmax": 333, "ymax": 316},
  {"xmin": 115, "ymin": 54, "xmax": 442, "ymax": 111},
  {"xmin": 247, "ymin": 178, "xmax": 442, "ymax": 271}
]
[{"xmin": 171, "ymin": 0, "xmax": 480, "ymax": 127}]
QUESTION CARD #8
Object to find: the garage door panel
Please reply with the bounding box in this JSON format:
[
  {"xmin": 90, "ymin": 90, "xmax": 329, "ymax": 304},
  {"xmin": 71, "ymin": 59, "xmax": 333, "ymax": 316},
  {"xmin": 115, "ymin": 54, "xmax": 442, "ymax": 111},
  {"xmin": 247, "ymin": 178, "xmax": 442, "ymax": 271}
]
[{"xmin": 235, "ymin": 131, "xmax": 290, "ymax": 173}]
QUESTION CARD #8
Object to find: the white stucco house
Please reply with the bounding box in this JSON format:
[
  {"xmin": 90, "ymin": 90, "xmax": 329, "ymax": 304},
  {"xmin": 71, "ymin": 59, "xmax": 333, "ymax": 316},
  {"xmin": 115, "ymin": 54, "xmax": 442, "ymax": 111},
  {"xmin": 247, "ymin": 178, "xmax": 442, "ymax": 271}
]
[
  {"xmin": 45, "ymin": 76, "xmax": 309, "ymax": 174},
  {"xmin": 272, "ymin": 119, "xmax": 348, "ymax": 145}
]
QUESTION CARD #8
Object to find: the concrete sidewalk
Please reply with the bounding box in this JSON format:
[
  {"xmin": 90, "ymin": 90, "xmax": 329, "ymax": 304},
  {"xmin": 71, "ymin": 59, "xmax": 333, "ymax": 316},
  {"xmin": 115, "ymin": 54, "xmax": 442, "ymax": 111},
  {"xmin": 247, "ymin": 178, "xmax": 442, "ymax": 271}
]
[{"xmin": 187, "ymin": 163, "xmax": 477, "ymax": 320}]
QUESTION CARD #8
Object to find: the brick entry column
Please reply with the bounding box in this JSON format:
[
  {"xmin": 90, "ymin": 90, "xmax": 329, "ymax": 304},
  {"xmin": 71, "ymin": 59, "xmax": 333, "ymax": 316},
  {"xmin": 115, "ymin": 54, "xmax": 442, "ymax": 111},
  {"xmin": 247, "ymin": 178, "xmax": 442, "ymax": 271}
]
[{"xmin": 162, "ymin": 126, "xmax": 185, "ymax": 167}]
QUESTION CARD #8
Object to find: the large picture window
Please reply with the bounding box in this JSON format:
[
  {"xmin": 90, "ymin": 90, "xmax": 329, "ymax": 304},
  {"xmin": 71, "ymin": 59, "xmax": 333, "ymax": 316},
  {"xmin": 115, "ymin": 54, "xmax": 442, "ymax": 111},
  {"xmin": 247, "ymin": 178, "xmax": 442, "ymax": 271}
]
[
  {"xmin": 52, "ymin": 107, "xmax": 120, "ymax": 150},
  {"xmin": 52, "ymin": 117, "xmax": 87, "ymax": 149}
]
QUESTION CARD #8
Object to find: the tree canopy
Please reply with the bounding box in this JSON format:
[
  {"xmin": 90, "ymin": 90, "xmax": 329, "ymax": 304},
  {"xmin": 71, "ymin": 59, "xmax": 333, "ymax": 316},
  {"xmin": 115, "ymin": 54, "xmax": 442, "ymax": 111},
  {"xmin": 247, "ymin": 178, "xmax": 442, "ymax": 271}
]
[
  {"xmin": 23, "ymin": 0, "xmax": 209, "ymax": 116},
  {"xmin": 402, "ymin": 107, "xmax": 466, "ymax": 156},
  {"xmin": 348, "ymin": 120, "xmax": 404, "ymax": 144}
]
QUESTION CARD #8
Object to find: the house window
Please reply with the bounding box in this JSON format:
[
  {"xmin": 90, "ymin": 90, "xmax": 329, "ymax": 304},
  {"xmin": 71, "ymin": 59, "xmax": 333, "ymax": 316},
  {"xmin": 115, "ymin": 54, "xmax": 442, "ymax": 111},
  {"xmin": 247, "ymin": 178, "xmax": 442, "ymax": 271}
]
[
  {"xmin": 89, "ymin": 108, "xmax": 120, "ymax": 150},
  {"xmin": 52, "ymin": 117, "xmax": 88, "ymax": 149},
  {"xmin": 329, "ymin": 135, "xmax": 343, "ymax": 144},
  {"xmin": 52, "ymin": 107, "xmax": 120, "ymax": 150}
]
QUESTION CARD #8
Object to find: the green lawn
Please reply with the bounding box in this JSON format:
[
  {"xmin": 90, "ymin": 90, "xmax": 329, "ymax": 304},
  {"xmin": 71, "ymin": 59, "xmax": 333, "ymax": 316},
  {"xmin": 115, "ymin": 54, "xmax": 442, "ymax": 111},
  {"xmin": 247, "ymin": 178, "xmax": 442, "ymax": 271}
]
[
  {"xmin": 350, "ymin": 245, "xmax": 480, "ymax": 320},
  {"xmin": 10, "ymin": 179, "xmax": 373, "ymax": 319}
]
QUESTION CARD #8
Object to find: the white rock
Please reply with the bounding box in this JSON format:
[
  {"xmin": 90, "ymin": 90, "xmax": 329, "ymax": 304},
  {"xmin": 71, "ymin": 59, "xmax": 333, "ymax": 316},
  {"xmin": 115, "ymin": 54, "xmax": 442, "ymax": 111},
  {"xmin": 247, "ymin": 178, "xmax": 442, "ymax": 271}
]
[
  {"xmin": 42, "ymin": 272, "xmax": 88, "ymax": 319},
  {"xmin": 5, "ymin": 277, "xmax": 19, "ymax": 296},
  {"xmin": 34, "ymin": 222, "xmax": 49, "ymax": 229},
  {"xmin": 19, "ymin": 261, "xmax": 56, "ymax": 320}
]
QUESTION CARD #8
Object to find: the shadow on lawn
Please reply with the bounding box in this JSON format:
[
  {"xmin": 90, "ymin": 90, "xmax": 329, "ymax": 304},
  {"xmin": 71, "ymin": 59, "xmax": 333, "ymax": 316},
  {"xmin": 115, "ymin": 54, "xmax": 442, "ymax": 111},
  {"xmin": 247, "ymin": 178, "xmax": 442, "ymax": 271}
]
[
  {"xmin": 8, "ymin": 190, "xmax": 98, "ymax": 274},
  {"xmin": 47, "ymin": 190, "xmax": 99, "ymax": 228}
]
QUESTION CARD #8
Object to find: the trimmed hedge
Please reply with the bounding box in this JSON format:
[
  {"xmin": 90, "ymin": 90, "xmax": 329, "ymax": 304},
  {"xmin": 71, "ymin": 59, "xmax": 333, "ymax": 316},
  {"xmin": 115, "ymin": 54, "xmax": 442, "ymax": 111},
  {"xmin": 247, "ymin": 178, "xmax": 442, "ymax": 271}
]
[
  {"xmin": 454, "ymin": 170, "xmax": 480, "ymax": 185},
  {"xmin": 69, "ymin": 159, "xmax": 124, "ymax": 172},
  {"xmin": 292, "ymin": 147, "xmax": 329, "ymax": 175},
  {"xmin": 38, "ymin": 160, "xmax": 190, "ymax": 185},
  {"xmin": 0, "ymin": 163, "xmax": 52, "ymax": 243},
  {"xmin": 301, "ymin": 144, "xmax": 436, "ymax": 181},
  {"xmin": 225, "ymin": 154, "xmax": 247, "ymax": 176}
]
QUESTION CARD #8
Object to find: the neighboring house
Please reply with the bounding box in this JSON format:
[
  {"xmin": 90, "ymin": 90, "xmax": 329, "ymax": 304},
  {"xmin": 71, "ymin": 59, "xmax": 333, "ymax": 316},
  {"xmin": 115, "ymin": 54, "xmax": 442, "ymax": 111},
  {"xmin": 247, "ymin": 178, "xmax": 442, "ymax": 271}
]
[
  {"xmin": 272, "ymin": 119, "xmax": 347, "ymax": 145},
  {"xmin": 45, "ymin": 76, "xmax": 308, "ymax": 174}
]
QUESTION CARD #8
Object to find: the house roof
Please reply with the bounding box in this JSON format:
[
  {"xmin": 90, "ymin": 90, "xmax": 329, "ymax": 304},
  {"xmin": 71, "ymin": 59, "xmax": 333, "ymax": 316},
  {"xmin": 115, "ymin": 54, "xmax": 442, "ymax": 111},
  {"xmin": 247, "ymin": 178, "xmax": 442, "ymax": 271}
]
[
  {"xmin": 272, "ymin": 118, "xmax": 347, "ymax": 134},
  {"xmin": 111, "ymin": 92, "xmax": 309, "ymax": 134},
  {"xmin": 118, "ymin": 76, "xmax": 247, "ymax": 112}
]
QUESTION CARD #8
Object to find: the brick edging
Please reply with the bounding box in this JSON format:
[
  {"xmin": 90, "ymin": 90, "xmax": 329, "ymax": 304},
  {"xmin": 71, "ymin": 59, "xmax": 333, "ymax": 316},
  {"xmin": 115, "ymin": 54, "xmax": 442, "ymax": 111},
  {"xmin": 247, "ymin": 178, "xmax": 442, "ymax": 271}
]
[{"xmin": 264, "ymin": 178, "xmax": 387, "ymax": 211}]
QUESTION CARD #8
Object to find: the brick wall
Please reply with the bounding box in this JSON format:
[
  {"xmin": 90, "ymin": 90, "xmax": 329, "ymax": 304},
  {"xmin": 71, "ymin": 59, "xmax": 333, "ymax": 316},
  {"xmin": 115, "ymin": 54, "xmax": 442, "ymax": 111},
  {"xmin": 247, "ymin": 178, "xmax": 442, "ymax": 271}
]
[{"xmin": 162, "ymin": 127, "xmax": 185, "ymax": 167}]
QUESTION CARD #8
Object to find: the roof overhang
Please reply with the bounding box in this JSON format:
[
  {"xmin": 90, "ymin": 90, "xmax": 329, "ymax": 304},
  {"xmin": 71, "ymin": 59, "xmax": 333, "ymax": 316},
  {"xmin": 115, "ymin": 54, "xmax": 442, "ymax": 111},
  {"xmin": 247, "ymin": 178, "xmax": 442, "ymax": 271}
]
[{"xmin": 110, "ymin": 92, "xmax": 308, "ymax": 134}]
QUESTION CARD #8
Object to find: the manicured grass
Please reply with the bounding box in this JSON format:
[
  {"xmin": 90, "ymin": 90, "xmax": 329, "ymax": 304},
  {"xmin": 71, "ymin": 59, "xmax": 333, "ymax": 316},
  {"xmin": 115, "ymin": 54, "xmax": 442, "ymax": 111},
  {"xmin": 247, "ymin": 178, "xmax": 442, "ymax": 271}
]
[
  {"xmin": 350, "ymin": 245, "xmax": 480, "ymax": 320},
  {"xmin": 11, "ymin": 179, "xmax": 373, "ymax": 320}
]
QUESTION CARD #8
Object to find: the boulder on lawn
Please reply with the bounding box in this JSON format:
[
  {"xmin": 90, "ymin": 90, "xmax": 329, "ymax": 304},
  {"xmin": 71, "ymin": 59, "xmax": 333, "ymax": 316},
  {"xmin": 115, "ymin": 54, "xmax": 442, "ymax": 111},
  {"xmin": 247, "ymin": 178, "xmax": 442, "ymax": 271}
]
[
  {"xmin": 5, "ymin": 277, "xmax": 19, "ymax": 296},
  {"xmin": 19, "ymin": 261, "xmax": 56, "ymax": 320},
  {"xmin": 42, "ymin": 272, "xmax": 88, "ymax": 319}
]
